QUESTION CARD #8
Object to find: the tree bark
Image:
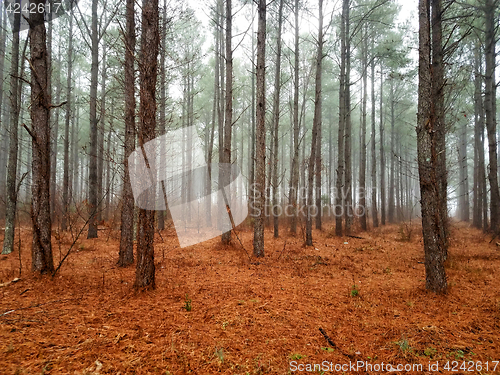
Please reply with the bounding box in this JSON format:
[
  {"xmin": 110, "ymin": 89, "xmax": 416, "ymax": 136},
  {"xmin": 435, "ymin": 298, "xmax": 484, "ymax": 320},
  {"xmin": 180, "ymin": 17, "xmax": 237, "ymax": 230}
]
[
  {"xmin": 306, "ymin": 0, "xmax": 323, "ymax": 246},
  {"xmin": 253, "ymin": 0, "xmax": 266, "ymax": 257},
  {"xmin": 221, "ymin": 0, "xmax": 233, "ymax": 245},
  {"xmin": 343, "ymin": 0, "xmax": 352, "ymax": 234},
  {"xmin": 62, "ymin": 13, "xmax": 74, "ymax": 232},
  {"xmin": 379, "ymin": 67, "xmax": 386, "ymax": 226},
  {"xmin": 30, "ymin": 0, "xmax": 54, "ymax": 274},
  {"xmin": 135, "ymin": 0, "xmax": 159, "ymax": 289},
  {"xmin": 87, "ymin": 0, "xmax": 99, "ymax": 238},
  {"xmin": 271, "ymin": 0, "xmax": 283, "ymax": 238},
  {"xmin": 484, "ymin": 0, "xmax": 499, "ymax": 233},
  {"xmin": 359, "ymin": 26, "xmax": 368, "ymax": 231},
  {"xmin": 2, "ymin": 8, "xmax": 21, "ymax": 255},
  {"xmin": 416, "ymin": 0, "xmax": 447, "ymax": 294},
  {"xmin": 289, "ymin": 0, "xmax": 300, "ymax": 235},
  {"xmin": 370, "ymin": 53, "xmax": 378, "ymax": 228},
  {"xmin": 119, "ymin": 0, "xmax": 136, "ymax": 267},
  {"xmin": 473, "ymin": 43, "xmax": 485, "ymax": 229},
  {"xmin": 388, "ymin": 75, "xmax": 395, "ymax": 223}
]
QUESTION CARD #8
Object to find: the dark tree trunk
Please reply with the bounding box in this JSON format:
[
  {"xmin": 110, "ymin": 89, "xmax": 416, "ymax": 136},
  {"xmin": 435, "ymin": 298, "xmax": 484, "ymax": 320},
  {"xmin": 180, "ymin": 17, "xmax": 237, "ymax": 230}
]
[
  {"xmin": 388, "ymin": 75, "xmax": 395, "ymax": 223},
  {"xmin": 484, "ymin": 0, "xmax": 499, "ymax": 233},
  {"xmin": 119, "ymin": 0, "xmax": 136, "ymax": 267},
  {"xmin": 370, "ymin": 54, "xmax": 378, "ymax": 228},
  {"xmin": 416, "ymin": 0, "xmax": 447, "ymax": 294},
  {"xmin": 253, "ymin": 0, "xmax": 266, "ymax": 257},
  {"xmin": 135, "ymin": 0, "xmax": 159, "ymax": 288},
  {"xmin": 458, "ymin": 116, "xmax": 469, "ymax": 222},
  {"xmin": 30, "ymin": 0, "xmax": 54, "ymax": 274},
  {"xmin": 289, "ymin": 0, "xmax": 300, "ymax": 235},
  {"xmin": 0, "ymin": 9, "xmax": 7, "ymax": 208},
  {"xmin": 473, "ymin": 43, "xmax": 485, "ymax": 229},
  {"xmin": 158, "ymin": 0, "xmax": 168, "ymax": 230},
  {"xmin": 62, "ymin": 13, "xmax": 74, "ymax": 232},
  {"xmin": 221, "ymin": 0, "xmax": 233, "ymax": 245},
  {"xmin": 271, "ymin": 0, "xmax": 283, "ymax": 238},
  {"xmin": 343, "ymin": 0, "xmax": 352, "ymax": 234},
  {"xmin": 306, "ymin": 0, "xmax": 323, "ymax": 246},
  {"xmin": 2, "ymin": 9, "xmax": 21, "ymax": 255},
  {"xmin": 359, "ymin": 26, "xmax": 368, "ymax": 231},
  {"xmin": 88, "ymin": 0, "xmax": 99, "ymax": 238},
  {"xmin": 379, "ymin": 67, "xmax": 386, "ymax": 226},
  {"xmin": 97, "ymin": 42, "xmax": 107, "ymax": 223},
  {"xmin": 335, "ymin": 0, "xmax": 349, "ymax": 236}
]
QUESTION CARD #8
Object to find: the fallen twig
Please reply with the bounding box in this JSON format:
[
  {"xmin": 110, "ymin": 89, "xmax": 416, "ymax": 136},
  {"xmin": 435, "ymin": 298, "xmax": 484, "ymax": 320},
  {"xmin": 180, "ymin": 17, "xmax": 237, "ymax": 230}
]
[
  {"xmin": 0, "ymin": 278, "xmax": 21, "ymax": 288},
  {"xmin": 319, "ymin": 327, "xmax": 337, "ymax": 348}
]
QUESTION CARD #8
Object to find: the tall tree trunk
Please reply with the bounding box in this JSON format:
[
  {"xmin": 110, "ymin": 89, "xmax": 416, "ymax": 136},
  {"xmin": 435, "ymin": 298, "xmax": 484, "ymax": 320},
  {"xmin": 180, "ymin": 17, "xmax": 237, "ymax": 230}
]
[
  {"xmin": 289, "ymin": 0, "xmax": 300, "ymax": 235},
  {"xmin": 221, "ymin": 0, "xmax": 233, "ymax": 245},
  {"xmin": 87, "ymin": 0, "xmax": 99, "ymax": 238},
  {"xmin": 335, "ymin": 0, "xmax": 349, "ymax": 236},
  {"xmin": 370, "ymin": 54, "xmax": 378, "ymax": 228},
  {"xmin": 388, "ymin": 75, "xmax": 395, "ymax": 223},
  {"xmin": 484, "ymin": 0, "xmax": 499, "ymax": 233},
  {"xmin": 62, "ymin": 13, "xmax": 74, "ymax": 232},
  {"xmin": 473, "ymin": 43, "xmax": 485, "ymax": 229},
  {"xmin": 30, "ymin": 0, "xmax": 54, "ymax": 274},
  {"xmin": 0, "ymin": 9, "xmax": 7, "ymax": 208},
  {"xmin": 359, "ymin": 26, "xmax": 368, "ymax": 231},
  {"xmin": 248, "ymin": 0, "xmax": 255, "ymax": 219},
  {"xmin": 118, "ymin": 0, "xmax": 136, "ymax": 267},
  {"xmin": 97, "ymin": 42, "xmax": 107, "ymax": 223},
  {"xmin": 135, "ymin": 0, "xmax": 159, "ymax": 289},
  {"xmin": 343, "ymin": 0, "xmax": 352, "ymax": 234},
  {"xmin": 379, "ymin": 67, "xmax": 386, "ymax": 225},
  {"xmin": 416, "ymin": 0, "xmax": 447, "ymax": 294},
  {"xmin": 253, "ymin": 0, "xmax": 266, "ymax": 257},
  {"xmin": 2, "ymin": 9, "xmax": 21, "ymax": 255},
  {"xmin": 272, "ymin": 0, "xmax": 283, "ymax": 238},
  {"xmin": 158, "ymin": 0, "xmax": 168, "ymax": 230},
  {"xmin": 306, "ymin": 0, "xmax": 323, "ymax": 246},
  {"xmin": 458, "ymin": 116, "xmax": 469, "ymax": 221}
]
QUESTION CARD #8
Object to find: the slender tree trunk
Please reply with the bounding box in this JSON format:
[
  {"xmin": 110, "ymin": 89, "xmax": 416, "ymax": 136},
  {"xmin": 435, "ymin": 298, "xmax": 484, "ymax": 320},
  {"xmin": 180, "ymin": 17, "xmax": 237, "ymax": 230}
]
[
  {"xmin": 335, "ymin": 0, "xmax": 350, "ymax": 236},
  {"xmin": 458, "ymin": 116, "xmax": 469, "ymax": 221},
  {"xmin": 158, "ymin": 0, "xmax": 168, "ymax": 230},
  {"xmin": 221, "ymin": 0, "xmax": 233, "ymax": 245},
  {"xmin": 289, "ymin": 0, "xmax": 300, "ymax": 235},
  {"xmin": 416, "ymin": 0, "xmax": 447, "ymax": 294},
  {"xmin": 97, "ymin": 42, "xmax": 107, "ymax": 223},
  {"xmin": 30, "ymin": 0, "xmax": 54, "ymax": 274},
  {"xmin": 484, "ymin": 0, "xmax": 499, "ymax": 233},
  {"xmin": 253, "ymin": 0, "xmax": 266, "ymax": 257},
  {"xmin": 272, "ymin": 0, "xmax": 283, "ymax": 238},
  {"xmin": 370, "ymin": 54, "xmax": 378, "ymax": 228},
  {"xmin": 2, "ymin": 9, "xmax": 21, "ymax": 255},
  {"xmin": 135, "ymin": 0, "xmax": 159, "ymax": 289},
  {"xmin": 306, "ymin": 0, "xmax": 323, "ymax": 246},
  {"xmin": 87, "ymin": 0, "xmax": 99, "ymax": 238},
  {"xmin": 359, "ymin": 26, "xmax": 368, "ymax": 231},
  {"xmin": 388, "ymin": 75, "xmax": 395, "ymax": 223},
  {"xmin": 62, "ymin": 13, "xmax": 74, "ymax": 232},
  {"xmin": 379, "ymin": 67, "xmax": 386, "ymax": 225},
  {"xmin": 248, "ymin": 1, "xmax": 255, "ymax": 219},
  {"xmin": 0, "ymin": 9, "xmax": 7, "ymax": 207},
  {"xmin": 343, "ymin": 0, "xmax": 352, "ymax": 234},
  {"xmin": 118, "ymin": 0, "xmax": 136, "ymax": 267},
  {"xmin": 473, "ymin": 43, "xmax": 485, "ymax": 229}
]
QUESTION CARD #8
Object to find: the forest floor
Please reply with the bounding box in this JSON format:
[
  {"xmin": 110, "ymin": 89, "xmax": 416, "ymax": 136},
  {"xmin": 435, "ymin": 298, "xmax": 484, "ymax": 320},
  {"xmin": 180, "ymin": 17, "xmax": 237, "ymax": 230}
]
[{"xmin": 0, "ymin": 220, "xmax": 499, "ymax": 374}]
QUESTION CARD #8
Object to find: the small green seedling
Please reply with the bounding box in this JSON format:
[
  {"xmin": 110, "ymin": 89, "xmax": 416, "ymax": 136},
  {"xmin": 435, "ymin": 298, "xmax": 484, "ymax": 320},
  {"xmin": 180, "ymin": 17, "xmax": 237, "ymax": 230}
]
[{"xmin": 184, "ymin": 294, "xmax": 192, "ymax": 311}]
